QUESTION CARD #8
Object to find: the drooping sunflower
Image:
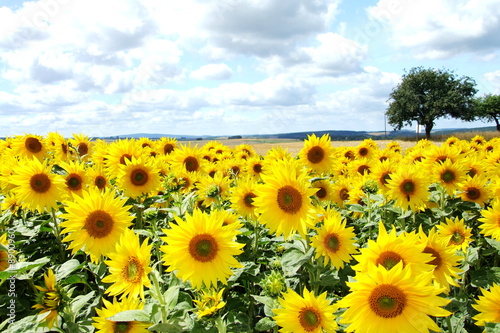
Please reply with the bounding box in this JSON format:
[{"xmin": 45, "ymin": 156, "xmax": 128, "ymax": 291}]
[
  {"xmin": 102, "ymin": 229, "xmax": 152, "ymax": 300},
  {"xmin": 472, "ymin": 283, "xmax": 500, "ymax": 327},
  {"xmin": 386, "ymin": 165, "xmax": 429, "ymax": 211},
  {"xmin": 479, "ymin": 200, "xmax": 500, "ymax": 241},
  {"xmin": 310, "ymin": 210, "xmax": 358, "ymax": 269},
  {"xmin": 338, "ymin": 262, "xmax": 451, "ymax": 333},
  {"xmin": 33, "ymin": 269, "xmax": 63, "ymax": 329},
  {"xmin": 195, "ymin": 172, "xmax": 231, "ymax": 208},
  {"xmin": 59, "ymin": 160, "xmax": 88, "ymax": 197},
  {"xmin": 116, "ymin": 156, "xmax": 161, "ymax": 198},
  {"xmin": 92, "ymin": 296, "xmax": 150, "ymax": 333},
  {"xmin": 431, "ymin": 158, "xmax": 468, "ymax": 196},
  {"xmin": 193, "ymin": 288, "xmax": 227, "ymax": 319},
  {"xmin": 253, "ymin": 159, "xmax": 316, "ymax": 239},
  {"xmin": 352, "ymin": 222, "xmax": 433, "ymax": 277},
  {"xmin": 60, "ymin": 189, "xmax": 134, "ymax": 263},
  {"xmin": 160, "ymin": 209, "xmax": 244, "ymax": 289},
  {"xmin": 273, "ymin": 287, "xmax": 338, "ymax": 333},
  {"xmin": 417, "ymin": 226, "xmax": 462, "ymax": 294},
  {"xmin": 230, "ymin": 177, "xmax": 258, "ymax": 218},
  {"xmin": 458, "ymin": 174, "xmax": 491, "ymax": 206},
  {"xmin": 10, "ymin": 157, "xmax": 65, "ymax": 212},
  {"xmin": 298, "ymin": 133, "xmax": 335, "ymax": 174},
  {"xmin": 11, "ymin": 134, "xmax": 46, "ymax": 161},
  {"xmin": 437, "ymin": 216, "xmax": 473, "ymax": 252}
]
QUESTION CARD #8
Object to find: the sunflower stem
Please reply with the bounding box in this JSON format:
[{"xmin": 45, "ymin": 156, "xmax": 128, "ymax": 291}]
[
  {"xmin": 50, "ymin": 208, "xmax": 66, "ymax": 261},
  {"xmin": 252, "ymin": 217, "xmax": 259, "ymax": 260},
  {"xmin": 445, "ymin": 314, "xmax": 454, "ymax": 333},
  {"xmin": 135, "ymin": 203, "xmax": 144, "ymax": 230},
  {"xmin": 151, "ymin": 269, "xmax": 168, "ymax": 324}
]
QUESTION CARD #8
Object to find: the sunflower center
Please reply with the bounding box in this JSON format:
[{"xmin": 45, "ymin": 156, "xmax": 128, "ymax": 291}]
[
  {"xmin": 25, "ymin": 137, "xmax": 42, "ymax": 153},
  {"xmin": 189, "ymin": 234, "xmax": 218, "ymax": 262},
  {"xmin": 114, "ymin": 321, "xmax": 132, "ymax": 333},
  {"xmin": 441, "ymin": 170, "xmax": 455, "ymax": 183},
  {"xmin": 359, "ymin": 147, "xmax": 369, "ymax": 156},
  {"xmin": 231, "ymin": 166, "xmax": 240, "ymax": 175},
  {"xmin": 298, "ymin": 307, "xmax": 321, "ymax": 331},
  {"xmin": 400, "ymin": 180, "xmax": 415, "ymax": 195},
  {"xmin": 84, "ymin": 210, "xmax": 114, "ymax": 239},
  {"xmin": 376, "ymin": 251, "xmax": 403, "ymax": 270},
  {"xmin": 244, "ymin": 192, "xmax": 256, "ymax": 208},
  {"xmin": 277, "ymin": 185, "xmax": 302, "ymax": 214},
  {"xmin": 123, "ymin": 257, "xmax": 143, "ymax": 283},
  {"xmin": 466, "ymin": 187, "xmax": 480, "ymax": 200},
  {"xmin": 324, "ymin": 233, "xmax": 340, "ymax": 253},
  {"xmin": 253, "ymin": 163, "xmax": 263, "ymax": 174},
  {"xmin": 307, "ymin": 146, "xmax": 325, "ymax": 164},
  {"xmin": 120, "ymin": 154, "xmax": 133, "ymax": 165},
  {"xmin": 30, "ymin": 173, "xmax": 51, "ymax": 193},
  {"xmin": 184, "ymin": 156, "xmax": 199, "ymax": 172},
  {"xmin": 423, "ymin": 247, "xmax": 442, "ymax": 268},
  {"xmin": 467, "ymin": 168, "xmax": 477, "ymax": 177},
  {"xmin": 95, "ymin": 176, "xmax": 106, "ymax": 190},
  {"xmin": 450, "ymin": 231, "xmax": 465, "ymax": 245},
  {"xmin": 339, "ymin": 188, "xmax": 349, "ymax": 201},
  {"xmin": 130, "ymin": 169, "xmax": 148, "ymax": 186},
  {"xmin": 66, "ymin": 174, "xmax": 82, "ymax": 191},
  {"xmin": 315, "ymin": 187, "xmax": 327, "ymax": 199},
  {"xmin": 77, "ymin": 143, "xmax": 89, "ymax": 156},
  {"xmin": 357, "ymin": 165, "xmax": 370, "ymax": 175},
  {"xmin": 381, "ymin": 173, "xmax": 391, "ymax": 186},
  {"xmin": 163, "ymin": 143, "xmax": 174, "ymax": 154},
  {"xmin": 369, "ymin": 284, "xmax": 406, "ymax": 318}
]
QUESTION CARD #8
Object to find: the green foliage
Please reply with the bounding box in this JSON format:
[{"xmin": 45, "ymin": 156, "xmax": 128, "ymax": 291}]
[
  {"xmin": 386, "ymin": 67, "xmax": 477, "ymax": 138},
  {"xmin": 474, "ymin": 94, "xmax": 500, "ymax": 131}
]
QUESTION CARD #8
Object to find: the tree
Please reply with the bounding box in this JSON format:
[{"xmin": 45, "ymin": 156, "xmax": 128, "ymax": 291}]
[
  {"xmin": 474, "ymin": 94, "xmax": 500, "ymax": 131},
  {"xmin": 386, "ymin": 67, "xmax": 477, "ymax": 139}
]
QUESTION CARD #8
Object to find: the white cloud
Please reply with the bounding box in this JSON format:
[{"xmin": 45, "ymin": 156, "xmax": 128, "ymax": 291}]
[{"xmin": 190, "ymin": 63, "xmax": 233, "ymax": 80}]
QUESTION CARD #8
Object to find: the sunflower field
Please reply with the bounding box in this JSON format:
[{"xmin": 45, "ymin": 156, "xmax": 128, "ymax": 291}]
[{"xmin": 2, "ymin": 133, "xmax": 500, "ymax": 333}]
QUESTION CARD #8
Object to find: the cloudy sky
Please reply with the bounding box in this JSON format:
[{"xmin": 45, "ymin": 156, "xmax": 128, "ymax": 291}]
[{"xmin": 1, "ymin": 0, "xmax": 499, "ymax": 137}]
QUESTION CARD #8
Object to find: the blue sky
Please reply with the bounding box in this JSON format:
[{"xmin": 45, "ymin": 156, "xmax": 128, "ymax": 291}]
[{"xmin": 0, "ymin": 0, "xmax": 499, "ymax": 137}]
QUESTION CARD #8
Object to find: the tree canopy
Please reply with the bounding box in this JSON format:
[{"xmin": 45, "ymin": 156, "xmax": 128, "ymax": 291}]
[
  {"xmin": 474, "ymin": 94, "xmax": 500, "ymax": 131},
  {"xmin": 385, "ymin": 67, "xmax": 477, "ymax": 139}
]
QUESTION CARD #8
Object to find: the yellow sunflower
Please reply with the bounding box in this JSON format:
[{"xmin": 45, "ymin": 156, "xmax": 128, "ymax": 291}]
[
  {"xmin": 69, "ymin": 133, "xmax": 92, "ymax": 161},
  {"xmin": 60, "ymin": 189, "xmax": 134, "ymax": 263},
  {"xmin": 102, "ymin": 229, "xmax": 152, "ymax": 300},
  {"xmin": 253, "ymin": 159, "xmax": 316, "ymax": 239},
  {"xmin": 437, "ymin": 216, "xmax": 473, "ymax": 252},
  {"xmin": 472, "ymin": 283, "xmax": 500, "ymax": 327},
  {"xmin": 431, "ymin": 159, "xmax": 468, "ymax": 196},
  {"xmin": 10, "ymin": 157, "xmax": 65, "ymax": 212},
  {"xmin": 330, "ymin": 176, "xmax": 353, "ymax": 208},
  {"xmin": 193, "ymin": 288, "xmax": 226, "ymax": 319},
  {"xmin": 45, "ymin": 132, "xmax": 70, "ymax": 162},
  {"xmin": 87, "ymin": 164, "xmax": 110, "ymax": 192},
  {"xmin": 104, "ymin": 139, "xmax": 141, "ymax": 176},
  {"xmin": 11, "ymin": 134, "xmax": 46, "ymax": 161},
  {"xmin": 230, "ymin": 177, "xmax": 258, "ymax": 218},
  {"xmin": 310, "ymin": 210, "xmax": 358, "ymax": 269},
  {"xmin": 156, "ymin": 137, "xmax": 177, "ymax": 155},
  {"xmin": 245, "ymin": 156, "xmax": 266, "ymax": 179},
  {"xmin": 116, "ymin": 156, "xmax": 161, "ymax": 198},
  {"xmin": 311, "ymin": 179, "xmax": 335, "ymax": 202},
  {"xmin": 233, "ymin": 143, "xmax": 256, "ymax": 159},
  {"xmin": 59, "ymin": 160, "xmax": 88, "ymax": 197},
  {"xmin": 92, "ymin": 296, "xmax": 150, "ymax": 333},
  {"xmin": 369, "ymin": 159, "xmax": 396, "ymax": 194},
  {"xmin": 273, "ymin": 287, "xmax": 338, "ymax": 333},
  {"xmin": 352, "ymin": 222, "xmax": 433, "ymax": 277},
  {"xmin": 0, "ymin": 234, "xmax": 10, "ymax": 271},
  {"xmin": 33, "ymin": 269, "xmax": 62, "ymax": 329},
  {"xmin": 386, "ymin": 165, "xmax": 429, "ymax": 211},
  {"xmin": 169, "ymin": 145, "xmax": 206, "ymax": 174},
  {"xmin": 338, "ymin": 262, "xmax": 451, "ymax": 333},
  {"xmin": 298, "ymin": 133, "xmax": 335, "ymax": 174},
  {"xmin": 195, "ymin": 172, "xmax": 231, "ymax": 208},
  {"xmin": 458, "ymin": 174, "xmax": 491, "ymax": 206},
  {"xmin": 479, "ymin": 200, "xmax": 500, "ymax": 241},
  {"xmin": 160, "ymin": 209, "xmax": 244, "ymax": 289}
]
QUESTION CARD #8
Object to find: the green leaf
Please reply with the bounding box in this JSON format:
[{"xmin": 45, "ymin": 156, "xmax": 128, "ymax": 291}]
[
  {"xmin": 106, "ymin": 309, "xmax": 150, "ymax": 322},
  {"xmin": 71, "ymin": 291, "xmax": 95, "ymax": 315},
  {"xmin": 485, "ymin": 238, "xmax": 500, "ymax": 252},
  {"xmin": 255, "ymin": 317, "xmax": 276, "ymax": 331},
  {"xmin": 165, "ymin": 285, "xmax": 180, "ymax": 311},
  {"xmin": 147, "ymin": 323, "xmax": 183, "ymax": 333},
  {"xmin": 281, "ymin": 247, "xmax": 313, "ymax": 276},
  {"xmin": 0, "ymin": 257, "xmax": 50, "ymax": 280},
  {"xmin": 56, "ymin": 259, "xmax": 84, "ymax": 280}
]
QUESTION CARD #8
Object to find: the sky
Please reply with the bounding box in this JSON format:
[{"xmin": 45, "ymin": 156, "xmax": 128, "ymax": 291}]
[{"xmin": 0, "ymin": 0, "xmax": 499, "ymax": 138}]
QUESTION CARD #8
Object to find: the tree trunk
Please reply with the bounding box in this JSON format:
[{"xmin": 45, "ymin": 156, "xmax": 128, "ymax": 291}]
[
  {"xmin": 424, "ymin": 123, "xmax": 433, "ymax": 140},
  {"xmin": 494, "ymin": 117, "xmax": 500, "ymax": 132}
]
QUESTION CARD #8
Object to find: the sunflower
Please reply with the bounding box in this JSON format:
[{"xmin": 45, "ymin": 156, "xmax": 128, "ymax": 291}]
[
  {"xmin": 210, "ymin": 209, "xmax": 243, "ymax": 230},
  {"xmin": 273, "ymin": 287, "xmax": 338, "ymax": 333},
  {"xmin": 298, "ymin": 134, "xmax": 335, "ymax": 174},
  {"xmin": 169, "ymin": 145, "xmax": 206, "ymax": 174},
  {"xmin": 431, "ymin": 159, "xmax": 468, "ymax": 196},
  {"xmin": 472, "ymin": 283, "xmax": 500, "ymax": 327},
  {"xmin": 116, "ymin": 156, "xmax": 161, "ymax": 198},
  {"xmin": 369, "ymin": 159, "xmax": 397, "ymax": 194},
  {"xmin": 352, "ymin": 222, "xmax": 433, "ymax": 277},
  {"xmin": 437, "ymin": 217, "xmax": 473, "ymax": 252},
  {"xmin": 156, "ymin": 137, "xmax": 177, "ymax": 155},
  {"xmin": 230, "ymin": 177, "xmax": 258, "ymax": 218},
  {"xmin": 421, "ymin": 144, "xmax": 462, "ymax": 168},
  {"xmin": 45, "ymin": 132, "xmax": 69, "ymax": 162},
  {"xmin": 33, "ymin": 269, "xmax": 63, "ymax": 329},
  {"xmin": 59, "ymin": 160, "xmax": 88, "ymax": 197},
  {"xmin": 160, "ymin": 209, "xmax": 244, "ymax": 289},
  {"xmin": 338, "ymin": 262, "xmax": 451, "ymax": 333},
  {"xmin": 417, "ymin": 226, "xmax": 462, "ymax": 293},
  {"xmin": 311, "ymin": 179, "xmax": 335, "ymax": 202},
  {"xmin": 102, "ymin": 229, "xmax": 152, "ymax": 300},
  {"xmin": 87, "ymin": 164, "xmax": 110, "ymax": 191},
  {"xmin": 196, "ymin": 172, "xmax": 231, "ymax": 208},
  {"xmin": 479, "ymin": 200, "xmax": 500, "ymax": 241},
  {"xmin": 193, "ymin": 288, "xmax": 227, "ymax": 319},
  {"xmin": 330, "ymin": 176, "xmax": 353, "ymax": 208},
  {"xmin": 310, "ymin": 210, "xmax": 357, "ymax": 269},
  {"xmin": 10, "ymin": 157, "xmax": 65, "ymax": 212},
  {"xmin": 349, "ymin": 157, "xmax": 373, "ymax": 176},
  {"xmin": 457, "ymin": 174, "xmax": 491, "ymax": 206},
  {"xmin": 0, "ymin": 154, "xmax": 19, "ymax": 193},
  {"xmin": 0, "ymin": 234, "xmax": 10, "ymax": 271},
  {"xmin": 92, "ymin": 296, "xmax": 150, "ymax": 333},
  {"xmin": 60, "ymin": 189, "xmax": 134, "ymax": 263},
  {"xmin": 104, "ymin": 139, "xmax": 141, "ymax": 176},
  {"xmin": 11, "ymin": 134, "xmax": 46, "ymax": 161},
  {"xmin": 386, "ymin": 165, "xmax": 429, "ymax": 211},
  {"xmin": 245, "ymin": 156, "xmax": 265, "ymax": 179},
  {"xmin": 253, "ymin": 159, "xmax": 316, "ymax": 239},
  {"xmin": 69, "ymin": 133, "xmax": 92, "ymax": 160},
  {"xmin": 355, "ymin": 140, "xmax": 377, "ymax": 160}
]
